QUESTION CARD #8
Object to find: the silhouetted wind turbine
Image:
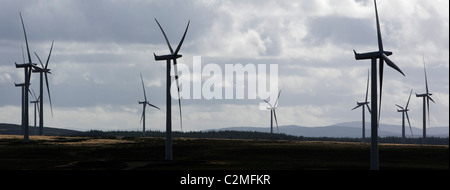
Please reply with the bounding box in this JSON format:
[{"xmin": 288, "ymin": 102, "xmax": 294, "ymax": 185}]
[
  {"xmin": 153, "ymin": 18, "xmax": 189, "ymax": 161},
  {"xmin": 351, "ymin": 70, "xmax": 371, "ymax": 142},
  {"xmin": 396, "ymin": 89, "xmax": 413, "ymax": 144},
  {"xmin": 139, "ymin": 73, "xmax": 160, "ymax": 137},
  {"xmin": 32, "ymin": 41, "xmax": 54, "ymax": 135},
  {"xmin": 415, "ymin": 57, "xmax": 435, "ymax": 144},
  {"xmin": 263, "ymin": 90, "xmax": 281, "ymax": 134},
  {"xmin": 15, "ymin": 12, "xmax": 37, "ymax": 143},
  {"xmin": 29, "ymin": 88, "xmax": 40, "ymax": 130},
  {"xmin": 353, "ymin": 0, "xmax": 405, "ymax": 170}
]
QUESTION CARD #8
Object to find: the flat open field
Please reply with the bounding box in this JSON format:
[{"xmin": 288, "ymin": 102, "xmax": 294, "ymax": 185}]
[{"xmin": 0, "ymin": 135, "xmax": 448, "ymax": 170}]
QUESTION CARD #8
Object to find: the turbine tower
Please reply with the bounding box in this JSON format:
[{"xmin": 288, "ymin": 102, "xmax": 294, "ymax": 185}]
[
  {"xmin": 396, "ymin": 89, "xmax": 413, "ymax": 144},
  {"xmin": 351, "ymin": 70, "xmax": 371, "ymax": 142},
  {"xmin": 139, "ymin": 73, "xmax": 160, "ymax": 137},
  {"xmin": 415, "ymin": 57, "xmax": 434, "ymax": 144},
  {"xmin": 15, "ymin": 12, "xmax": 37, "ymax": 143},
  {"xmin": 32, "ymin": 41, "xmax": 54, "ymax": 135},
  {"xmin": 263, "ymin": 90, "xmax": 281, "ymax": 134},
  {"xmin": 153, "ymin": 19, "xmax": 189, "ymax": 161},
  {"xmin": 353, "ymin": 0, "xmax": 405, "ymax": 170}
]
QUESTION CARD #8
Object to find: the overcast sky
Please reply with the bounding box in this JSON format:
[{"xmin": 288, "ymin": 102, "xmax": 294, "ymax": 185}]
[{"xmin": 0, "ymin": 0, "xmax": 448, "ymax": 132}]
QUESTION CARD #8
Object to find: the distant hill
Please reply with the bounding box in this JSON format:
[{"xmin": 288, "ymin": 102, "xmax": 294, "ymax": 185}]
[
  {"xmin": 0, "ymin": 123, "xmax": 81, "ymax": 136},
  {"xmin": 2, "ymin": 121, "xmax": 448, "ymax": 138},
  {"xmin": 213, "ymin": 121, "xmax": 449, "ymax": 138}
]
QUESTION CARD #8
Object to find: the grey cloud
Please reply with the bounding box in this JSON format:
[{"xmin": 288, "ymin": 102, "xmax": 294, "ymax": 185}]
[
  {"xmin": 0, "ymin": 0, "xmax": 215, "ymax": 44},
  {"xmin": 305, "ymin": 16, "xmax": 374, "ymax": 46},
  {"xmin": 0, "ymin": 0, "xmax": 448, "ymax": 130}
]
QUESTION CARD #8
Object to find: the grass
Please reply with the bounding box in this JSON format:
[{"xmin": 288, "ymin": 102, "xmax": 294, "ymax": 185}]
[{"xmin": 0, "ymin": 135, "xmax": 448, "ymax": 170}]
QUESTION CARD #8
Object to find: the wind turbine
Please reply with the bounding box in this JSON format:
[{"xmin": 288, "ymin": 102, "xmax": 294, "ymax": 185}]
[
  {"xmin": 351, "ymin": 70, "xmax": 371, "ymax": 142},
  {"xmin": 153, "ymin": 18, "xmax": 189, "ymax": 161},
  {"xmin": 139, "ymin": 73, "xmax": 160, "ymax": 137},
  {"xmin": 396, "ymin": 89, "xmax": 413, "ymax": 144},
  {"xmin": 415, "ymin": 57, "xmax": 435, "ymax": 144},
  {"xmin": 29, "ymin": 88, "xmax": 40, "ymax": 130},
  {"xmin": 353, "ymin": 0, "xmax": 405, "ymax": 170},
  {"xmin": 263, "ymin": 90, "xmax": 281, "ymax": 134},
  {"xmin": 15, "ymin": 12, "xmax": 37, "ymax": 143},
  {"xmin": 32, "ymin": 41, "xmax": 54, "ymax": 135}
]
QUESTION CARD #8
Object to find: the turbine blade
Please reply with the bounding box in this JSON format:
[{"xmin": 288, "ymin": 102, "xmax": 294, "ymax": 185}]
[
  {"xmin": 21, "ymin": 44, "xmax": 25, "ymax": 64},
  {"xmin": 381, "ymin": 53, "xmax": 405, "ymax": 76},
  {"xmin": 20, "ymin": 12, "xmax": 32, "ymax": 65},
  {"xmin": 173, "ymin": 59, "xmax": 183, "ymax": 131},
  {"xmin": 263, "ymin": 99, "xmax": 273, "ymax": 107},
  {"xmin": 174, "ymin": 20, "xmax": 190, "ymax": 55},
  {"xmin": 28, "ymin": 67, "xmax": 32, "ymax": 84},
  {"xmin": 273, "ymin": 110, "xmax": 279, "ymax": 133},
  {"xmin": 274, "ymin": 89, "xmax": 281, "ymax": 107},
  {"xmin": 45, "ymin": 41, "xmax": 54, "ymax": 69},
  {"xmin": 405, "ymin": 111, "xmax": 413, "ymax": 137},
  {"xmin": 366, "ymin": 104, "xmax": 372, "ymax": 114},
  {"xmin": 406, "ymin": 89, "xmax": 412, "ymax": 109},
  {"xmin": 36, "ymin": 100, "xmax": 40, "ymax": 116},
  {"xmin": 140, "ymin": 108, "xmax": 145, "ymax": 124},
  {"xmin": 44, "ymin": 72, "xmax": 53, "ymax": 117},
  {"xmin": 365, "ymin": 69, "xmax": 370, "ymax": 102},
  {"xmin": 27, "ymin": 88, "xmax": 33, "ymax": 97},
  {"xmin": 31, "ymin": 88, "xmax": 38, "ymax": 101},
  {"xmin": 423, "ymin": 56, "xmax": 429, "ymax": 95},
  {"xmin": 428, "ymin": 96, "xmax": 435, "ymax": 103},
  {"xmin": 147, "ymin": 102, "xmax": 160, "ymax": 110},
  {"xmin": 351, "ymin": 104, "xmax": 362, "ymax": 111},
  {"xmin": 34, "ymin": 52, "xmax": 45, "ymax": 69},
  {"xmin": 140, "ymin": 73, "xmax": 147, "ymax": 102},
  {"xmin": 395, "ymin": 104, "xmax": 404, "ymax": 110},
  {"xmin": 154, "ymin": 19, "xmax": 174, "ymax": 54},
  {"xmin": 374, "ymin": 0, "xmax": 383, "ymax": 52}
]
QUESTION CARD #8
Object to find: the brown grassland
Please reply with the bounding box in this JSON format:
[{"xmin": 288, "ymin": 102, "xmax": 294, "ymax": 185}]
[{"xmin": 0, "ymin": 135, "xmax": 448, "ymax": 170}]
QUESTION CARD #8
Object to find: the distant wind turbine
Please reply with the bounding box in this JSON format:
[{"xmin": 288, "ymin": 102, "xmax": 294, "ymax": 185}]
[
  {"xmin": 263, "ymin": 90, "xmax": 281, "ymax": 134},
  {"xmin": 415, "ymin": 57, "xmax": 435, "ymax": 144},
  {"xmin": 353, "ymin": 0, "xmax": 405, "ymax": 170},
  {"xmin": 29, "ymin": 88, "xmax": 40, "ymax": 130},
  {"xmin": 396, "ymin": 89, "xmax": 413, "ymax": 144},
  {"xmin": 32, "ymin": 41, "xmax": 54, "ymax": 135},
  {"xmin": 351, "ymin": 70, "xmax": 371, "ymax": 142},
  {"xmin": 153, "ymin": 18, "xmax": 189, "ymax": 161},
  {"xmin": 139, "ymin": 73, "xmax": 160, "ymax": 137}
]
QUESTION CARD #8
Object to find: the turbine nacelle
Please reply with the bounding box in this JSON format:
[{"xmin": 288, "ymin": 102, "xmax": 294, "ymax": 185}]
[
  {"xmin": 153, "ymin": 53, "xmax": 182, "ymax": 61},
  {"xmin": 353, "ymin": 50, "xmax": 392, "ymax": 60},
  {"xmin": 357, "ymin": 101, "xmax": 370, "ymax": 105},
  {"xmin": 15, "ymin": 62, "xmax": 36, "ymax": 68},
  {"xmin": 32, "ymin": 66, "xmax": 51, "ymax": 73},
  {"xmin": 14, "ymin": 82, "xmax": 26, "ymax": 87},
  {"xmin": 353, "ymin": 49, "xmax": 404, "ymax": 76},
  {"xmin": 415, "ymin": 93, "xmax": 432, "ymax": 97}
]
